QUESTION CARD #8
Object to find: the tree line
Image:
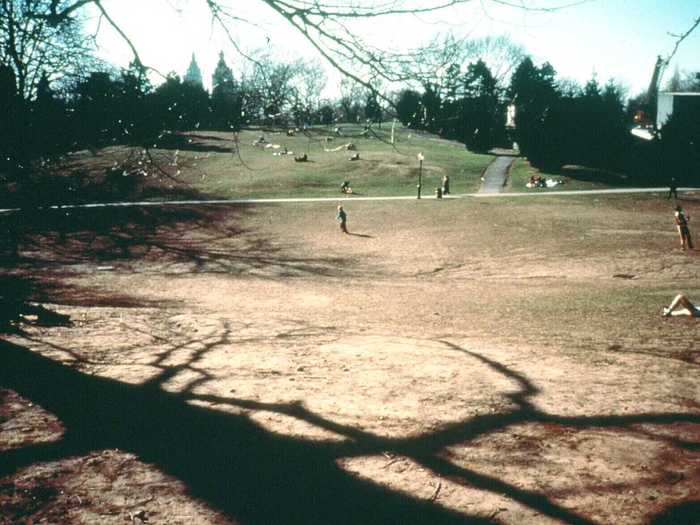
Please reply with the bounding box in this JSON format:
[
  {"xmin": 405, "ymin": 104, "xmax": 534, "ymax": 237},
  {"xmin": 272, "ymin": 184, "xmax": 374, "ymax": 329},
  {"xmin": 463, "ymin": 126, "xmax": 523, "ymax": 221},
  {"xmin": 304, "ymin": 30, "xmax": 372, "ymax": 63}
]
[
  {"xmin": 0, "ymin": 50, "xmax": 392, "ymax": 185},
  {"xmin": 396, "ymin": 56, "xmax": 700, "ymax": 183},
  {"xmin": 2, "ymin": 0, "xmax": 699, "ymax": 190}
]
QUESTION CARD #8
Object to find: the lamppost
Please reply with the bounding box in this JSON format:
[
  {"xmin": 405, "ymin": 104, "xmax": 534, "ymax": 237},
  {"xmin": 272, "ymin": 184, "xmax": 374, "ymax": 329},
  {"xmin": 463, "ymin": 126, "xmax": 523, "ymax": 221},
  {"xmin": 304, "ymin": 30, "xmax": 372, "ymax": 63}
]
[{"xmin": 417, "ymin": 152, "xmax": 424, "ymax": 199}]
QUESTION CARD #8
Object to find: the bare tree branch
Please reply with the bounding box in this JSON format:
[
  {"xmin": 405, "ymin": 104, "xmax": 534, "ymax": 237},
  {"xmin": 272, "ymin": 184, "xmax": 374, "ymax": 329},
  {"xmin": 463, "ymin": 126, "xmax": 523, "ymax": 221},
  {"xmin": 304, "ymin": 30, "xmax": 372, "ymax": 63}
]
[
  {"xmin": 666, "ymin": 15, "xmax": 700, "ymax": 65},
  {"xmin": 16, "ymin": 1, "xmax": 589, "ymax": 83}
]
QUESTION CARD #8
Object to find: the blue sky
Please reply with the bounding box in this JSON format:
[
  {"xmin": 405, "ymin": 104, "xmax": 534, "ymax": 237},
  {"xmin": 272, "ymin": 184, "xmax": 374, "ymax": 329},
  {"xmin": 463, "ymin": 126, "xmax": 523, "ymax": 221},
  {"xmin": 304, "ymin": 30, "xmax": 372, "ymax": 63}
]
[
  {"xmin": 91, "ymin": 0, "xmax": 700, "ymax": 97},
  {"xmin": 491, "ymin": 0, "xmax": 700, "ymax": 94}
]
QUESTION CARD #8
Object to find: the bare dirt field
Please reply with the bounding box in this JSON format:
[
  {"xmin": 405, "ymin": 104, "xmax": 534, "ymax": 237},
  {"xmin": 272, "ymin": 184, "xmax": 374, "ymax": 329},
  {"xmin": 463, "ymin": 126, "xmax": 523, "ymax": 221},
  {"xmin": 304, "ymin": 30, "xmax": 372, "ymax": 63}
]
[{"xmin": 1, "ymin": 193, "xmax": 699, "ymax": 524}]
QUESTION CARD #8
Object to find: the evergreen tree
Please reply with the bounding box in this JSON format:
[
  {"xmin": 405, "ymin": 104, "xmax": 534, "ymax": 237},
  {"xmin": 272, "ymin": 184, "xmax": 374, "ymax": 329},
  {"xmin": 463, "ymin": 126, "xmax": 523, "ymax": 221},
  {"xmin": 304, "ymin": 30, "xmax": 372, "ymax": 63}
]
[
  {"xmin": 442, "ymin": 63, "xmax": 463, "ymax": 103},
  {"xmin": 72, "ymin": 72, "xmax": 122, "ymax": 147},
  {"xmin": 0, "ymin": 64, "xmax": 23, "ymax": 180},
  {"xmin": 212, "ymin": 52, "xmax": 234, "ymax": 90},
  {"xmin": 319, "ymin": 104, "xmax": 335, "ymax": 126},
  {"xmin": 462, "ymin": 60, "xmax": 501, "ymax": 151},
  {"xmin": 396, "ymin": 89, "xmax": 421, "ymax": 127},
  {"xmin": 30, "ymin": 72, "xmax": 68, "ymax": 156},
  {"xmin": 594, "ymin": 80, "xmax": 629, "ymax": 168},
  {"xmin": 210, "ymin": 52, "xmax": 241, "ymax": 130},
  {"xmin": 660, "ymin": 100, "xmax": 700, "ymax": 187},
  {"xmin": 151, "ymin": 73, "xmax": 210, "ymax": 132},
  {"xmin": 508, "ymin": 58, "xmax": 560, "ymax": 169},
  {"xmin": 419, "ymin": 83, "xmax": 441, "ymax": 133},
  {"xmin": 365, "ymin": 93, "xmax": 382, "ymax": 125},
  {"xmin": 119, "ymin": 61, "xmax": 157, "ymax": 143},
  {"xmin": 689, "ymin": 72, "xmax": 700, "ymax": 91}
]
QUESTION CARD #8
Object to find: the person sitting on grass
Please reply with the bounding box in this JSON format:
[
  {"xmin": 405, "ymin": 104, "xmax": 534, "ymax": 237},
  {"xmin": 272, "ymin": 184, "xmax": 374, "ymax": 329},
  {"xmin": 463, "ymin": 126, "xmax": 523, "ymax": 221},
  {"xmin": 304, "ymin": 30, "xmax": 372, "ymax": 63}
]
[
  {"xmin": 662, "ymin": 294, "xmax": 700, "ymax": 317},
  {"xmin": 340, "ymin": 180, "xmax": 353, "ymax": 193},
  {"xmin": 526, "ymin": 175, "xmax": 545, "ymax": 188}
]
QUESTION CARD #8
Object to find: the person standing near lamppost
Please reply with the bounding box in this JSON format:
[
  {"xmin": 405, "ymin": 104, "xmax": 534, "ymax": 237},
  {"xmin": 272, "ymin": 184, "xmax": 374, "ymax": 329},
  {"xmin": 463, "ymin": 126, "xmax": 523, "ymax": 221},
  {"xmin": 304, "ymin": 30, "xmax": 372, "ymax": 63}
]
[
  {"xmin": 442, "ymin": 174, "xmax": 450, "ymax": 195},
  {"xmin": 417, "ymin": 152, "xmax": 424, "ymax": 199}
]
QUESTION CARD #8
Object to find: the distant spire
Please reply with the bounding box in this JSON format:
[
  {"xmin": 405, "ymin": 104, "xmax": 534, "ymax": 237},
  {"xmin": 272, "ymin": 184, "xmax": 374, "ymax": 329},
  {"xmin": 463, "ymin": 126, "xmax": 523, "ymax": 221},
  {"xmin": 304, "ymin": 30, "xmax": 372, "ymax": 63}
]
[{"xmin": 184, "ymin": 53, "xmax": 203, "ymax": 87}]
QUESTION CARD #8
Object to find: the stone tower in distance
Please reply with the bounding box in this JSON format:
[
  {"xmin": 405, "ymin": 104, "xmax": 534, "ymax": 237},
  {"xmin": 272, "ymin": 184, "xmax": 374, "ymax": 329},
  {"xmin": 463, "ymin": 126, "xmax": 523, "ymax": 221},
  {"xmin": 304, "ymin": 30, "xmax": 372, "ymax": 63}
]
[{"xmin": 184, "ymin": 53, "xmax": 203, "ymax": 87}]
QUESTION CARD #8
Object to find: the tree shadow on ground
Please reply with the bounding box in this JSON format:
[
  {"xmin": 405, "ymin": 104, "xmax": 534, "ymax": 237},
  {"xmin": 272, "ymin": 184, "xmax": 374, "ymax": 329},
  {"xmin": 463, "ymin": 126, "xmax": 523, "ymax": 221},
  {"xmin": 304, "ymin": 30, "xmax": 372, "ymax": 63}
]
[
  {"xmin": 156, "ymin": 132, "xmax": 237, "ymax": 154},
  {"xmin": 647, "ymin": 500, "xmax": 700, "ymax": 525},
  {"xmin": 2, "ymin": 335, "xmax": 698, "ymax": 524},
  {"xmin": 0, "ymin": 337, "xmax": 494, "ymax": 525},
  {"xmin": 0, "ymin": 272, "xmax": 171, "ymax": 333},
  {"xmin": 0, "ymin": 201, "xmax": 359, "ymax": 332},
  {"xmin": 1, "ymin": 203, "xmax": 356, "ymax": 279}
]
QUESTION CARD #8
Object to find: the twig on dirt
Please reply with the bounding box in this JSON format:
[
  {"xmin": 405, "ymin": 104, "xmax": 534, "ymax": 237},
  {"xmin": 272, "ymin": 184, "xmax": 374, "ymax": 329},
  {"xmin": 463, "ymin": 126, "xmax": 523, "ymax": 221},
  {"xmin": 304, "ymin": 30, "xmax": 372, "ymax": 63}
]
[
  {"xmin": 382, "ymin": 457, "xmax": 402, "ymax": 469},
  {"xmin": 429, "ymin": 481, "xmax": 442, "ymax": 502},
  {"xmin": 125, "ymin": 494, "xmax": 155, "ymax": 509},
  {"xmin": 489, "ymin": 507, "xmax": 508, "ymax": 519},
  {"xmin": 97, "ymin": 508, "xmax": 121, "ymax": 516}
]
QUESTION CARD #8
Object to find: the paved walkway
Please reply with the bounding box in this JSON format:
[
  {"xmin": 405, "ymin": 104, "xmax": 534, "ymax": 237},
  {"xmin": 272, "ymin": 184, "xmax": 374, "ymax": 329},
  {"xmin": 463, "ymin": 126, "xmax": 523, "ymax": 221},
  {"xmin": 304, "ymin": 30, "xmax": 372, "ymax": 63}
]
[
  {"xmin": 478, "ymin": 156, "xmax": 514, "ymax": 194},
  {"xmin": 0, "ymin": 152, "xmax": 696, "ymax": 214},
  {"xmin": 472, "ymin": 187, "xmax": 695, "ymax": 198},
  {"xmin": 2, "ymin": 187, "xmax": 695, "ymax": 214}
]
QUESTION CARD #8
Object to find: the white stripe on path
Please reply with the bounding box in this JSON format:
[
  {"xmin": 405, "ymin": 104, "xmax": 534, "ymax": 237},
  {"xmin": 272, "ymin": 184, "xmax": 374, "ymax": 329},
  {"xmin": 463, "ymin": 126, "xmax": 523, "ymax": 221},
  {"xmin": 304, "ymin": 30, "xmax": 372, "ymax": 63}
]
[{"xmin": 1, "ymin": 188, "xmax": 697, "ymax": 214}]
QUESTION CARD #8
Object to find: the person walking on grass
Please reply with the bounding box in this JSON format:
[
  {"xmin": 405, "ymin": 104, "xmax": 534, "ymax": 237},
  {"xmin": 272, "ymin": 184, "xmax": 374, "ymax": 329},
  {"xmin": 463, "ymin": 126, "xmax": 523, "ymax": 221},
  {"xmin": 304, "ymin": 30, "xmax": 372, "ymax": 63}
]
[
  {"xmin": 674, "ymin": 206, "xmax": 694, "ymax": 250},
  {"xmin": 336, "ymin": 205, "xmax": 348, "ymax": 234}
]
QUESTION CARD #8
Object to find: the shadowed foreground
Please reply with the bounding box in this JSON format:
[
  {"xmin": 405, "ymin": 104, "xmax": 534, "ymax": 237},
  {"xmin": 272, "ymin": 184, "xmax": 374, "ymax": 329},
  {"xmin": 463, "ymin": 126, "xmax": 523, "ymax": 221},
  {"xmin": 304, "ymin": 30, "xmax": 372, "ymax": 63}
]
[
  {"xmin": 3, "ymin": 334, "xmax": 699, "ymax": 524},
  {"xmin": 0, "ymin": 339, "xmax": 493, "ymax": 525}
]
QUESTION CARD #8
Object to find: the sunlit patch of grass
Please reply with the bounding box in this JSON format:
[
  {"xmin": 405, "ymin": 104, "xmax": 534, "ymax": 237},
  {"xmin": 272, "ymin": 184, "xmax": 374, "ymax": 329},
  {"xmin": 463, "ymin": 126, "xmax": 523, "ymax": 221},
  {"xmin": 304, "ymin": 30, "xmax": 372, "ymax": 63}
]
[{"xmin": 162, "ymin": 126, "xmax": 493, "ymax": 199}]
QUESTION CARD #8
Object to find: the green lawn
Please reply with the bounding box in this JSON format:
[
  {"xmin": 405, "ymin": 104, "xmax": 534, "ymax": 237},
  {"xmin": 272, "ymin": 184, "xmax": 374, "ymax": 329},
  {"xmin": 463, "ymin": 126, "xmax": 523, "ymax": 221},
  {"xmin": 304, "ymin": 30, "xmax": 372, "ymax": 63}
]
[
  {"xmin": 29, "ymin": 125, "xmax": 682, "ymax": 205},
  {"xmin": 149, "ymin": 124, "xmax": 493, "ymax": 200}
]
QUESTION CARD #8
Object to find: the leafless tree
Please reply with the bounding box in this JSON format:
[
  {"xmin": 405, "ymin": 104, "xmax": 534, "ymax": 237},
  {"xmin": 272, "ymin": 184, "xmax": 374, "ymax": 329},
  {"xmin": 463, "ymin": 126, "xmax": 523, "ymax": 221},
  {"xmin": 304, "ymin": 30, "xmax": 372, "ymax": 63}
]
[
  {"xmin": 239, "ymin": 49, "xmax": 302, "ymax": 125},
  {"xmin": 338, "ymin": 77, "xmax": 365, "ymax": 122},
  {"xmin": 291, "ymin": 58, "xmax": 327, "ymax": 120},
  {"xmin": 20, "ymin": 1, "xmax": 593, "ymax": 97},
  {"xmin": 0, "ymin": 0, "xmax": 102, "ymax": 99}
]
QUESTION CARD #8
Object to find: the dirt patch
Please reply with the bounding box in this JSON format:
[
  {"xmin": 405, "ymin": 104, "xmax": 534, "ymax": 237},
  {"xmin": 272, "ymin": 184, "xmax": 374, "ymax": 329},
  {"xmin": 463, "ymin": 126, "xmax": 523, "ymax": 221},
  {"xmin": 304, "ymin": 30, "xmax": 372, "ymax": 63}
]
[{"xmin": 1, "ymin": 195, "xmax": 699, "ymax": 524}]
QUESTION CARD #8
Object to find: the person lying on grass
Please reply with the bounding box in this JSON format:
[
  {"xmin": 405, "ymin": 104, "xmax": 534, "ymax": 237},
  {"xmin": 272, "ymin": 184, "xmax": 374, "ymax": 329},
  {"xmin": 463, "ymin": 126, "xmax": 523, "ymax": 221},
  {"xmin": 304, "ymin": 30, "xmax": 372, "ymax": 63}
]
[{"xmin": 662, "ymin": 294, "xmax": 700, "ymax": 317}]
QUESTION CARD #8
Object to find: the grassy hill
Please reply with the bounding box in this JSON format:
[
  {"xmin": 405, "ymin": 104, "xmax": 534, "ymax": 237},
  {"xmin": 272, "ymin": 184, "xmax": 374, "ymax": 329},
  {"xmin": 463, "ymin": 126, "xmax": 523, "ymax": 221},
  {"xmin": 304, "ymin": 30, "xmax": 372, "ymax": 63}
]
[{"xmin": 53, "ymin": 124, "xmax": 494, "ymax": 203}]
